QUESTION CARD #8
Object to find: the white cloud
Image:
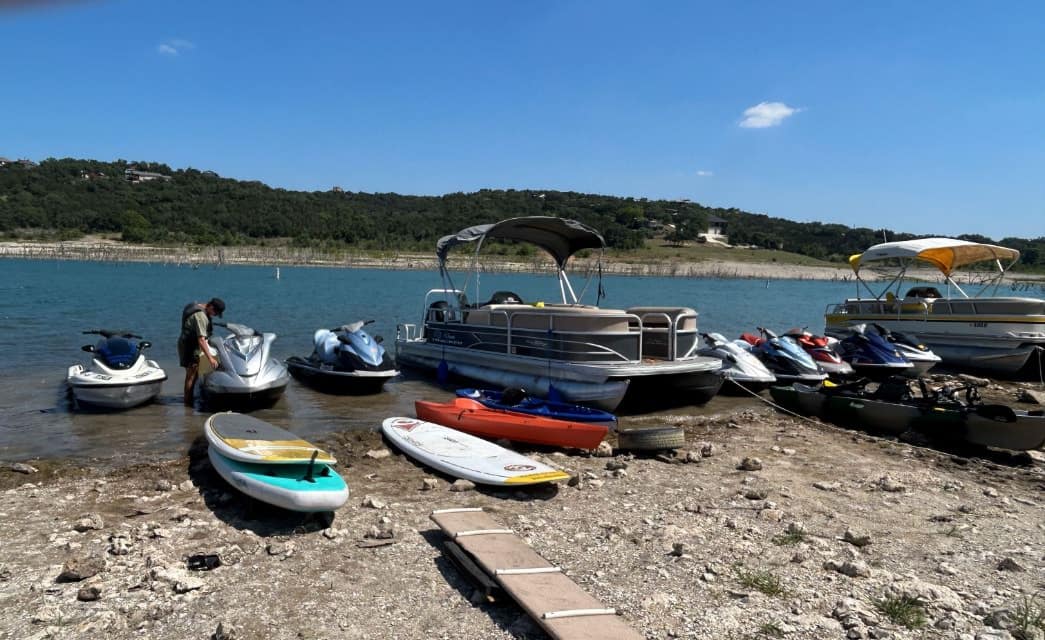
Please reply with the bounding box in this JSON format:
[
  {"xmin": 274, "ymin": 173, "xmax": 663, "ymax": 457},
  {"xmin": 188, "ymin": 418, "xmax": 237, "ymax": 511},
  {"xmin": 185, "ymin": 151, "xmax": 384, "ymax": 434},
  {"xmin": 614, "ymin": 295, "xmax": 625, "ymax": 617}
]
[
  {"xmin": 157, "ymin": 39, "xmax": 195, "ymax": 56},
  {"xmin": 739, "ymin": 102, "xmax": 800, "ymax": 128},
  {"xmin": 696, "ymin": 170, "xmax": 713, "ymax": 177}
]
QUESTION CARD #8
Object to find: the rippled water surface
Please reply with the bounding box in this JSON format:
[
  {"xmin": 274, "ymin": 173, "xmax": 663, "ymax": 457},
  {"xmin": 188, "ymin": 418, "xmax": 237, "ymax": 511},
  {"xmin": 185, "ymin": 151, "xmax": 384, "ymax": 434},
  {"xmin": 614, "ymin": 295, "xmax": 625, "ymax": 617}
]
[{"xmin": 0, "ymin": 259, "xmax": 855, "ymax": 460}]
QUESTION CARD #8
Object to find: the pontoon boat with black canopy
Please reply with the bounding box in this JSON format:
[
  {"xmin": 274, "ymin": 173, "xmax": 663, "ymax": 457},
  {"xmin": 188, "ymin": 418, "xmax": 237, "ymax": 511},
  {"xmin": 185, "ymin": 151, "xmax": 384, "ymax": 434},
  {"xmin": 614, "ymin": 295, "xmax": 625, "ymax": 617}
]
[{"xmin": 395, "ymin": 216, "xmax": 723, "ymax": 410}]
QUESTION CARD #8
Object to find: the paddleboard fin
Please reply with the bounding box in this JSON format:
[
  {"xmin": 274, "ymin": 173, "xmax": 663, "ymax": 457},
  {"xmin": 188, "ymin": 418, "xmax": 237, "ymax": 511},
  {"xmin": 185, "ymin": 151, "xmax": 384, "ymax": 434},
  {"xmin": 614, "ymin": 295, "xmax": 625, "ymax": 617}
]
[{"xmin": 304, "ymin": 450, "xmax": 318, "ymax": 483}]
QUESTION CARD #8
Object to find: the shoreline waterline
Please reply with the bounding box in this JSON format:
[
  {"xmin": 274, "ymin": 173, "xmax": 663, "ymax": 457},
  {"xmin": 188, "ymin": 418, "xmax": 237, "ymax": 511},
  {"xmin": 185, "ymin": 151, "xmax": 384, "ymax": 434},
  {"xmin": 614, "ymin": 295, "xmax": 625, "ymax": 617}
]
[{"xmin": 0, "ymin": 239, "xmax": 868, "ymax": 281}]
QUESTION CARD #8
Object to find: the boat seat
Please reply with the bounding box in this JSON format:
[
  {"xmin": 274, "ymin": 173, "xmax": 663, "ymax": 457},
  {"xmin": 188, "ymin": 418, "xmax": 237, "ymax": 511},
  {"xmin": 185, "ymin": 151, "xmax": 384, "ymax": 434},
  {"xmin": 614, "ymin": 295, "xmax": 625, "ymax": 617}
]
[{"xmin": 483, "ymin": 291, "xmax": 525, "ymax": 306}]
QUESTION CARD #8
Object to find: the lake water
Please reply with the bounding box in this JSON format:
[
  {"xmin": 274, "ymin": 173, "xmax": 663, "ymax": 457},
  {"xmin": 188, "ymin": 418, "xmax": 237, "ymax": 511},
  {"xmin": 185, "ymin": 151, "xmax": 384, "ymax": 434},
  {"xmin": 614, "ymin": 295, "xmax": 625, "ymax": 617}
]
[{"xmin": 0, "ymin": 259, "xmax": 857, "ymax": 462}]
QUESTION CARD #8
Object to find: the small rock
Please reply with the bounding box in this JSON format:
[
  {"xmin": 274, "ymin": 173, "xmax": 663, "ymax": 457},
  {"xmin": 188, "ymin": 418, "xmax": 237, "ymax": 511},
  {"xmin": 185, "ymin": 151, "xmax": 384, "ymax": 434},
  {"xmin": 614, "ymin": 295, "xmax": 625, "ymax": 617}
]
[
  {"xmin": 154, "ymin": 479, "xmax": 173, "ymax": 492},
  {"xmin": 738, "ymin": 457, "xmax": 762, "ymax": 471},
  {"xmin": 814, "ymin": 481, "xmax": 841, "ymax": 491},
  {"xmin": 366, "ymin": 522, "xmax": 395, "ymax": 540},
  {"xmin": 588, "ymin": 479, "xmax": 605, "ymax": 489},
  {"xmin": 983, "ymin": 608, "xmax": 1014, "ymax": 630},
  {"xmin": 605, "ymin": 460, "xmax": 628, "ymax": 471},
  {"xmin": 698, "ymin": 442, "xmax": 716, "ymax": 457},
  {"xmin": 824, "ymin": 559, "xmax": 871, "ymax": 578},
  {"xmin": 759, "ymin": 508, "xmax": 784, "ymax": 522},
  {"xmin": 983, "ymin": 487, "xmax": 1000, "ymax": 498},
  {"xmin": 361, "ymin": 495, "xmax": 386, "ymax": 509},
  {"xmin": 791, "ymin": 552, "xmax": 806, "ymax": 564},
  {"xmin": 7, "ymin": 462, "xmax": 38, "ymax": 474},
  {"xmin": 781, "ymin": 447, "xmax": 796, "ymax": 455},
  {"xmin": 996, "ymin": 557, "xmax": 1025, "ymax": 572},
  {"xmin": 744, "ymin": 488, "xmax": 769, "ymax": 500},
  {"xmin": 566, "ymin": 474, "xmax": 581, "ymax": 487},
  {"xmin": 266, "ymin": 542, "xmax": 287, "ymax": 556},
  {"xmin": 178, "ymin": 480, "xmax": 194, "ymax": 492},
  {"xmin": 57, "ymin": 555, "xmax": 106, "ymax": 582},
  {"xmin": 669, "ymin": 542, "xmax": 685, "ymax": 557},
  {"xmin": 420, "ymin": 478, "xmax": 439, "ymax": 491},
  {"xmin": 877, "ymin": 476, "xmax": 905, "ymax": 492},
  {"xmin": 683, "ymin": 450, "xmax": 702, "ymax": 463},
  {"xmin": 73, "ymin": 513, "xmax": 104, "ymax": 532},
  {"xmin": 937, "ymin": 562, "xmax": 959, "ymax": 576},
  {"xmin": 449, "ymin": 479, "xmax": 475, "ymax": 492},
  {"xmin": 322, "ymin": 528, "xmax": 341, "ymax": 540},
  {"xmin": 365, "ymin": 449, "xmax": 391, "ymax": 460},
  {"xmin": 843, "ymin": 528, "xmax": 872, "ymax": 547},
  {"xmin": 592, "ymin": 441, "xmax": 614, "ymax": 458},
  {"xmin": 76, "ymin": 586, "xmax": 101, "ymax": 602}
]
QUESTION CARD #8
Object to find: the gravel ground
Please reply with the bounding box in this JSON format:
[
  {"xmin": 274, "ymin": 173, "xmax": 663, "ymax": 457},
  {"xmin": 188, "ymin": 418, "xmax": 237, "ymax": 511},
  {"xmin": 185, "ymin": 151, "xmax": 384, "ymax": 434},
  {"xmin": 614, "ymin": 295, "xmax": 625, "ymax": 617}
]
[{"xmin": 2, "ymin": 380, "xmax": 1044, "ymax": 640}]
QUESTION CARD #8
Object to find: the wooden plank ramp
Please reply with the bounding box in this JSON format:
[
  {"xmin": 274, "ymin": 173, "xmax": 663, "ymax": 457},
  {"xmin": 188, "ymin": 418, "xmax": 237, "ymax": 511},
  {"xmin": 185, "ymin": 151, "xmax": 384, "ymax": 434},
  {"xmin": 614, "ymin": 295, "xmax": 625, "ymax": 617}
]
[{"xmin": 430, "ymin": 507, "xmax": 644, "ymax": 640}]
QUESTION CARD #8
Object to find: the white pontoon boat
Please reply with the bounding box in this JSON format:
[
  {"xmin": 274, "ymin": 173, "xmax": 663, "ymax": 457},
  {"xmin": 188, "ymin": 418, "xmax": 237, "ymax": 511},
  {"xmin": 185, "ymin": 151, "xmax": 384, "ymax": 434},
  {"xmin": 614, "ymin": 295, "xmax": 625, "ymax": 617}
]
[
  {"xmin": 824, "ymin": 238, "xmax": 1045, "ymax": 375},
  {"xmin": 395, "ymin": 216, "xmax": 723, "ymax": 411}
]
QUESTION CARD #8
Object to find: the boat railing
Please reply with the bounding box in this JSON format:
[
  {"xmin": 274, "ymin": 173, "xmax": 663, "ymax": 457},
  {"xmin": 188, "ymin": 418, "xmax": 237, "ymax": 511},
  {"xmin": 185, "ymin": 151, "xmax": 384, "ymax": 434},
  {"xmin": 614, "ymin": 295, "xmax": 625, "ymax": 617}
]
[
  {"xmin": 631, "ymin": 309, "xmax": 700, "ymax": 361},
  {"xmin": 398, "ymin": 323, "xmax": 421, "ymax": 342},
  {"xmin": 826, "ymin": 299, "xmax": 930, "ymax": 320},
  {"xmin": 499, "ymin": 309, "xmax": 644, "ymax": 364}
]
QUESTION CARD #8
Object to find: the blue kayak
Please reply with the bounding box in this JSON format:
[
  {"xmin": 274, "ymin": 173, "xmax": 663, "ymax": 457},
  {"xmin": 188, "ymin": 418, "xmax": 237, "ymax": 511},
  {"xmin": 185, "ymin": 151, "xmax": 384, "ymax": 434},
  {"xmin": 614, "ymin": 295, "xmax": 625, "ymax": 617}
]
[{"xmin": 455, "ymin": 388, "xmax": 617, "ymax": 428}]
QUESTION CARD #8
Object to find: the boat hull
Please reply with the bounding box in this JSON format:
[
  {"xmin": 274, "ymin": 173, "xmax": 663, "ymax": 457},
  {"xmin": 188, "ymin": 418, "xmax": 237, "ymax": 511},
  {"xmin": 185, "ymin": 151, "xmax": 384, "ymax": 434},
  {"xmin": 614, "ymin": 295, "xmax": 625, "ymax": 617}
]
[
  {"xmin": 395, "ymin": 342, "xmax": 629, "ymax": 411},
  {"xmin": 826, "ymin": 310, "xmax": 1045, "ymax": 375},
  {"xmin": 962, "ymin": 408, "xmax": 1045, "ymax": 451},
  {"xmin": 67, "ymin": 364, "xmax": 165, "ymax": 410},
  {"xmin": 415, "ymin": 398, "xmax": 609, "ymax": 450},
  {"xmin": 286, "ymin": 356, "xmax": 397, "ymax": 395}
]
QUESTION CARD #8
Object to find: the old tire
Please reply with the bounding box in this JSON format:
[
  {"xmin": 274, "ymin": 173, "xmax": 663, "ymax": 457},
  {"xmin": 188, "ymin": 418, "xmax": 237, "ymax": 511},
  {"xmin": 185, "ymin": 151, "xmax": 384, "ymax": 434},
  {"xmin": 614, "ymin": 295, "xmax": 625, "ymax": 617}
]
[{"xmin": 616, "ymin": 426, "xmax": 685, "ymax": 451}]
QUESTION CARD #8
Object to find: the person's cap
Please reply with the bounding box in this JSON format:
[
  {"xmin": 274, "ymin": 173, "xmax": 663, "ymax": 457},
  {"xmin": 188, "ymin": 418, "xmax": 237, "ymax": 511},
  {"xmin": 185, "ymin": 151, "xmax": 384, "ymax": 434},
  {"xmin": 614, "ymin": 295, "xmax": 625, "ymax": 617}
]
[{"xmin": 208, "ymin": 297, "xmax": 226, "ymax": 317}]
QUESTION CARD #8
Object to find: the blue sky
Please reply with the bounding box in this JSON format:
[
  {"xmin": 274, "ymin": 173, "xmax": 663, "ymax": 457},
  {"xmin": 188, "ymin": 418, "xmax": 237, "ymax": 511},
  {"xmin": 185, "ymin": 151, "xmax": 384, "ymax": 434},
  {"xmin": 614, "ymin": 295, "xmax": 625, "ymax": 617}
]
[{"xmin": 2, "ymin": 1, "xmax": 1043, "ymax": 239}]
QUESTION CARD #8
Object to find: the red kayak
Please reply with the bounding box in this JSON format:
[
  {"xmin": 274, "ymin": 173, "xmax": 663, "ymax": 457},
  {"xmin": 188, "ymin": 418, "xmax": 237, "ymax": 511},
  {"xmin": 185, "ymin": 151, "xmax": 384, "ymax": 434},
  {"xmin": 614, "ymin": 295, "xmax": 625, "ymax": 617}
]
[{"xmin": 414, "ymin": 397, "xmax": 609, "ymax": 450}]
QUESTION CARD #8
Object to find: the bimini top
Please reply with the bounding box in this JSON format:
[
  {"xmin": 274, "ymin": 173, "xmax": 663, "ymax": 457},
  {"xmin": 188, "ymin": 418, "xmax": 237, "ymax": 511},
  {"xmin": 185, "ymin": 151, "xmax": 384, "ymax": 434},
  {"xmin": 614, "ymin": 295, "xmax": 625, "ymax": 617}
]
[
  {"xmin": 436, "ymin": 216, "xmax": 606, "ymax": 269},
  {"xmin": 848, "ymin": 238, "xmax": 1020, "ymax": 276}
]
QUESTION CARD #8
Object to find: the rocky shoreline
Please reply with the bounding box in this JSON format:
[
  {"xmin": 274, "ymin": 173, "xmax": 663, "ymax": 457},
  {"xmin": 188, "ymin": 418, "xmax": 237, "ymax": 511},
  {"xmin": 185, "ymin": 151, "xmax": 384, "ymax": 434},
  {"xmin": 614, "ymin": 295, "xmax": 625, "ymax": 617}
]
[
  {"xmin": 0, "ymin": 239, "xmax": 867, "ymax": 281},
  {"xmin": 2, "ymin": 387, "xmax": 1044, "ymax": 640}
]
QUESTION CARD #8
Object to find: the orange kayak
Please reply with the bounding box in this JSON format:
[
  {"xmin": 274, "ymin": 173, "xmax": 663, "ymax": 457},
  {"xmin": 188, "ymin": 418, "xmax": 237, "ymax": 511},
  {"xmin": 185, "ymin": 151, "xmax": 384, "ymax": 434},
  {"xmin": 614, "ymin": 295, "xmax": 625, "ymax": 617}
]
[{"xmin": 415, "ymin": 397, "xmax": 609, "ymax": 450}]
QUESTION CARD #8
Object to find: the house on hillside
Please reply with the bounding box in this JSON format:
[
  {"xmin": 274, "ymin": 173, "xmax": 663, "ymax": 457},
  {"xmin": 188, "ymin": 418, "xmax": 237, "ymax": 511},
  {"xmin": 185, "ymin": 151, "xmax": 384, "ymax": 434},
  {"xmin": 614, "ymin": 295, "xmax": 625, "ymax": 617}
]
[
  {"xmin": 702, "ymin": 215, "xmax": 728, "ymax": 243},
  {"xmin": 124, "ymin": 168, "xmax": 171, "ymax": 183},
  {"xmin": 0, "ymin": 157, "xmax": 11, "ymax": 167}
]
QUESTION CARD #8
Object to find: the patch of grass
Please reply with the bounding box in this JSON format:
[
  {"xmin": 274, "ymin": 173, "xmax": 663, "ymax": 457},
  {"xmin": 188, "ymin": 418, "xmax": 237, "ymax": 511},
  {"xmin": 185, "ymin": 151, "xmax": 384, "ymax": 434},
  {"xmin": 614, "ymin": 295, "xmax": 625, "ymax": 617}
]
[
  {"xmin": 735, "ymin": 566, "xmax": 786, "ymax": 597},
  {"xmin": 1012, "ymin": 592, "xmax": 1045, "ymax": 639},
  {"xmin": 873, "ymin": 595, "xmax": 927, "ymax": 629},
  {"xmin": 757, "ymin": 622, "xmax": 785, "ymax": 638},
  {"xmin": 771, "ymin": 530, "xmax": 806, "ymax": 546}
]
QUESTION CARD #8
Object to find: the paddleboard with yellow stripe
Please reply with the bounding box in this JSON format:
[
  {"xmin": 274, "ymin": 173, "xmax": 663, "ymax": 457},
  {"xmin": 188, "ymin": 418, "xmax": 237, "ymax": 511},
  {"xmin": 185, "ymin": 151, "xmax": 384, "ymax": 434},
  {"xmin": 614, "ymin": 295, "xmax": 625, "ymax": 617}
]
[
  {"xmin": 205, "ymin": 412, "xmax": 336, "ymax": 465},
  {"xmin": 381, "ymin": 417, "xmax": 569, "ymax": 486}
]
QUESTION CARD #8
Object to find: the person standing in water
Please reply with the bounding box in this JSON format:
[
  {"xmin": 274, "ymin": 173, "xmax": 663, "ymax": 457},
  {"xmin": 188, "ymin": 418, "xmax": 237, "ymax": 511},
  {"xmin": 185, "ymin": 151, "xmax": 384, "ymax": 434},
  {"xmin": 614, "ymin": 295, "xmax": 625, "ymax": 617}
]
[{"xmin": 178, "ymin": 297, "xmax": 225, "ymax": 405}]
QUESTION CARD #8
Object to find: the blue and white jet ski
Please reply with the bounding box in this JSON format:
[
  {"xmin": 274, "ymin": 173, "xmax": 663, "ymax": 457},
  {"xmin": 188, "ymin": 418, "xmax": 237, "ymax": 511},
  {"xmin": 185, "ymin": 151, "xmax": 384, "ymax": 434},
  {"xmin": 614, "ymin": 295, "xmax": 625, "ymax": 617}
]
[
  {"xmin": 67, "ymin": 329, "xmax": 167, "ymax": 410},
  {"xmin": 287, "ymin": 320, "xmax": 398, "ymax": 394}
]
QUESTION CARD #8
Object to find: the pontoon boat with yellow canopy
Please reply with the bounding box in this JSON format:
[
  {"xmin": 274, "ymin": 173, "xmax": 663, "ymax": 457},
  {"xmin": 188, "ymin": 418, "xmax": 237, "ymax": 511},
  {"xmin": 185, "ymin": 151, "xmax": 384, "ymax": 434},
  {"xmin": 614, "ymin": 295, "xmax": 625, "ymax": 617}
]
[{"xmin": 824, "ymin": 238, "xmax": 1045, "ymax": 374}]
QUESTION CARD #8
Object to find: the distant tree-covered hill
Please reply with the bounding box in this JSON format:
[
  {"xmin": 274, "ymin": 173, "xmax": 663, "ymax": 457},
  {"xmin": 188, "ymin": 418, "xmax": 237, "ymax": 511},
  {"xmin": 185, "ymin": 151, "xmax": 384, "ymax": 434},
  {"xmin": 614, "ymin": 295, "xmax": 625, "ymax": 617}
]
[{"xmin": 1, "ymin": 157, "xmax": 1042, "ymax": 268}]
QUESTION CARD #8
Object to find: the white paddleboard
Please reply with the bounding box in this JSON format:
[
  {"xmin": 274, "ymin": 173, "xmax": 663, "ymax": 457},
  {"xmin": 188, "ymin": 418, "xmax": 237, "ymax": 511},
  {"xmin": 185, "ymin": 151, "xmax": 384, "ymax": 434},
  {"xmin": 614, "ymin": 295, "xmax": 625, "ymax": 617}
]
[
  {"xmin": 381, "ymin": 417, "xmax": 570, "ymax": 486},
  {"xmin": 204, "ymin": 412, "xmax": 337, "ymax": 465}
]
